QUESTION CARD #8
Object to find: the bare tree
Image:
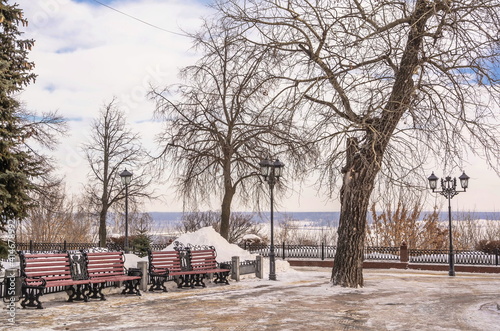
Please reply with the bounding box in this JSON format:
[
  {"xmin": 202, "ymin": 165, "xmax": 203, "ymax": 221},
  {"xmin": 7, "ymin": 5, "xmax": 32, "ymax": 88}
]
[
  {"xmin": 150, "ymin": 19, "xmax": 316, "ymax": 240},
  {"xmin": 218, "ymin": 0, "xmax": 500, "ymax": 287},
  {"xmin": 82, "ymin": 99, "xmax": 155, "ymax": 247},
  {"xmin": 18, "ymin": 181, "xmax": 93, "ymax": 243}
]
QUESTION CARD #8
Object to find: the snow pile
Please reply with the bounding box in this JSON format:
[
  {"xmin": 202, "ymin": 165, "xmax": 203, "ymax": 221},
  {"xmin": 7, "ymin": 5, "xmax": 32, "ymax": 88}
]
[
  {"xmin": 123, "ymin": 253, "xmax": 148, "ymax": 269},
  {"xmin": 123, "ymin": 226, "xmax": 292, "ymax": 273},
  {"xmin": 160, "ymin": 226, "xmax": 291, "ymax": 273},
  {"xmin": 163, "ymin": 226, "xmax": 257, "ymax": 262}
]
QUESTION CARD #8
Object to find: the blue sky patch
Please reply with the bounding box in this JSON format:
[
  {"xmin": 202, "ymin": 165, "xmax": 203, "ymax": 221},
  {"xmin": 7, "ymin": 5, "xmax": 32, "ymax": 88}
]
[{"xmin": 56, "ymin": 47, "xmax": 78, "ymax": 54}]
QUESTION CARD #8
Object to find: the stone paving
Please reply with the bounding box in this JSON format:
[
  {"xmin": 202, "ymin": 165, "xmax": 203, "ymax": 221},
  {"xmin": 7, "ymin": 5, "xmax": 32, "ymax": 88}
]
[{"xmin": 3, "ymin": 267, "xmax": 500, "ymax": 330}]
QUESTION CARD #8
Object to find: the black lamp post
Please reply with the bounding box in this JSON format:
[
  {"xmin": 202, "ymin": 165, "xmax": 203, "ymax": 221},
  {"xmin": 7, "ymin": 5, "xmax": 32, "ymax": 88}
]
[
  {"xmin": 427, "ymin": 171, "xmax": 470, "ymax": 276},
  {"xmin": 119, "ymin": 169, "xmax": 133, "ymax": 253},
  {"xmin": 259, "ymin": 158, "xmax": 284, "ymax": 281}
]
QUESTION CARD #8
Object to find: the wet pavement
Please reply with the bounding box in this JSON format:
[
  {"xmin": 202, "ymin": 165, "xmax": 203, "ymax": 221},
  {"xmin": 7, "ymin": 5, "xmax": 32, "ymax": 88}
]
[{"xmin": 3, "ymin": 267, "xmax": 499, "ymax": 330}]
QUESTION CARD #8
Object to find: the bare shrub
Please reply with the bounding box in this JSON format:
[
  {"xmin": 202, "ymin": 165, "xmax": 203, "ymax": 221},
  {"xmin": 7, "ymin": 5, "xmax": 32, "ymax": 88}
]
[
  {"xmin": 454, "ymin": 212, "xmax": 486, "ymax": 250},
  {"xmin": 367, "ymin": 199, "xmax": 421, "ymax": 248},
  {"xmin": 18, "ymin": 183, "xmax": 94, "ymax": 243},
  {"xmin": 419, "ymin": 209, "xmax": 448, "ymax": 250},
  {"xmin": 475, "ymin": 240, "xmax": 500, "ymax": 254},
  {"xmin": 366, "ymin": 194, "xmax": 449, "ymax": 250}
]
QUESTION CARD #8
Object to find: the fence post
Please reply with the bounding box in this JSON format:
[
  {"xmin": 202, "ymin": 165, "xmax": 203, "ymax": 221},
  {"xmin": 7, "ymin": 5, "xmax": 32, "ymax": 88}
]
[
  {"xmin": 255, "ymin": 255, "xmax": 264, "ymax": 279},
  {"xmin": 29, "ymin": 240, "xmax": 33, "ymax": 253},
  {"xmin": 321, "ymin": 242, "xmax": 325, "ymax": 260},
  {"xmin": 282, "ymin": 242, "xmax": 286, "ymax": 260},
  {"xmin": 137, "ymin": 261, "xmax": 148, "ymax": 291},
  {"xmin": 64, "ymin": 240, "xmax": 67, "ymax": 252},
  {"xmin": 495, "ymin": 248, "xmax": 499, "ymax": 266},
  {"xmin": 400, "ymin": 242, "xmax": 409, "ymax": 263},
  {"xmin": 231, "ymin": 256, "xmax": 240, "ymax": 281}
]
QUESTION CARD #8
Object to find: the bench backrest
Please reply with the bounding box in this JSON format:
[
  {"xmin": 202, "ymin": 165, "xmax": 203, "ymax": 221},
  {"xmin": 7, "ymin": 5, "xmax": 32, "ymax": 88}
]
[
  {"xmin": 83, "ymin": 251, "xmax": 126, "ymax": 280},
  {"xmin": 18, "ymin": 252, "xmax": 74, "ymax": 285},
  {"xmin": 187, "ymin": 247, "xmax": 219, "ymax": 272},
  {"xmin": 148, "ymin": 250, "xmax": 185, "ymax": 274}
]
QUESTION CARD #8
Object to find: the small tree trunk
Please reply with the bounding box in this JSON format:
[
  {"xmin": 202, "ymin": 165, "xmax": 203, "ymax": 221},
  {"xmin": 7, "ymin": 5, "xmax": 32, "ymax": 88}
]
[
  {"xmin": 99, "ymin": 207, "xmax": 108, "ymax": 247},
  {"xmin": 220, "ymin": 153, "xmax": 235, "ymax": 241},
  {"xmin": 220, "ymin": 186, "xmax": 235, "ymax": 240}
]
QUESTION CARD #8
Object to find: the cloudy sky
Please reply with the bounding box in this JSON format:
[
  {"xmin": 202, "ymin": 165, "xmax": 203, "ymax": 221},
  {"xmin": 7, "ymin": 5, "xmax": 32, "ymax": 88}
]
[{"xmin": 13, "ymin": 0, "xmax": 500, "ymax": 214}]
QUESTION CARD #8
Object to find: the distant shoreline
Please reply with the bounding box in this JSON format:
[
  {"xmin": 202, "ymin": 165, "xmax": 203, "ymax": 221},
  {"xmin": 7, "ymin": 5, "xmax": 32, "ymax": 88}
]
[{"xmin": 149, "ymin": 211, "xmax": 500, "ymax": 225}]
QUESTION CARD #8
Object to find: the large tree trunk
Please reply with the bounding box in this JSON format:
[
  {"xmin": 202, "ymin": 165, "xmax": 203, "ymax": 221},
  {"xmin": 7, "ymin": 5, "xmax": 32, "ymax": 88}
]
[
  {"xmin": 332, "ymin": 138, "xmax": 379, "ymax": 287},
  {"xmin": 332, "ymin": 0, "xmax": 433, "ymax": 287}
]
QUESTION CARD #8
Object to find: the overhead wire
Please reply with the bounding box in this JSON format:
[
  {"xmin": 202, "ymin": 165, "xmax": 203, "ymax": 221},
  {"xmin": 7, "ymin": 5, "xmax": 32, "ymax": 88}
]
[{"xmin": 91, "ymin": 0, "xmax": 189, "ymax": 37}]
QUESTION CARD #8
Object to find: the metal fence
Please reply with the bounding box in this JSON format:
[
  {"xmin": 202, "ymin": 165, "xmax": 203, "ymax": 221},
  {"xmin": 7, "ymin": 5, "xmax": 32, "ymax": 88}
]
[
  {"xmin": 14, "ymin": 241, "xmax": 169, "ymax": 254},
  {"xmin": 409, "ymin": 249, "xmax": 500, "ymax": 265},
  {"xmin": 242, "ymin": 243, "xmax": 399, "ymax": 261},
  {"xmin": 242, "ymin": 243, "xmax": 500, "ymax": 266}
]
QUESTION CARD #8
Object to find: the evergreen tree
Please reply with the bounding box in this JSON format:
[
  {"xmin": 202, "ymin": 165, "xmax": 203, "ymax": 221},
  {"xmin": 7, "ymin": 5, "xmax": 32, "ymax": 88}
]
[{"xmin": 0, "ymin": 1, "xmax": 38, "ymax": 231}]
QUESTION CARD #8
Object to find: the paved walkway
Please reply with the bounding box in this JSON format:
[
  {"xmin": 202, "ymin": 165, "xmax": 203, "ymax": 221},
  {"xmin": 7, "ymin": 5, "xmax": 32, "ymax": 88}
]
[{"xmin": 4, "ymin": 268, "xmax": 500, "ymax": 330}]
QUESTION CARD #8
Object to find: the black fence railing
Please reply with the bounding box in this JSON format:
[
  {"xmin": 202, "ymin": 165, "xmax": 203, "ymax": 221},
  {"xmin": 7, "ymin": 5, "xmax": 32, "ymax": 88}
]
[
  {"xmin": 409, "ymin": 249, "xmax": 500, "ymax": 266},
  {"xmin": 15, "ymin": 241, "xmax": 121, "ymax": 253},
  {"xmin": 241, "ymin": 243, "xmax": 500, "ymax": 266},
  {"xmin": 365, "ymin": 246, "xmax": 400, "ymax": 261},
  {"xmin": 14, "ymin": 241, "xmax": 170, "ymax": 255},
  {"xmin": 241, "ymin": 243, "xmax": 399, "ymax": 261}
]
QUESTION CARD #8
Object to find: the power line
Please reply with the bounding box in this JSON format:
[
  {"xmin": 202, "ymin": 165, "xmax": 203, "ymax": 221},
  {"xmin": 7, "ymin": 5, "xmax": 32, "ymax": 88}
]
[{"xmin": 91, "ymin": 0, "xmax": 189, "ymax": 37}]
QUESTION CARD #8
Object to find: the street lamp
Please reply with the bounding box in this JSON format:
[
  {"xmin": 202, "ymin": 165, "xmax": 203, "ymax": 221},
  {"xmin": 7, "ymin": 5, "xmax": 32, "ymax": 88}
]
[
  {"xmin": 119, "ymin": 169, "xmax": 133, "ymax": 253},
  {"xmin": 427, "ymin": 171, "xmax": 470, "ymax": 276},
  {"xmin": 259, "ymin": 158, "xmax": 284, "ymax": 281}
]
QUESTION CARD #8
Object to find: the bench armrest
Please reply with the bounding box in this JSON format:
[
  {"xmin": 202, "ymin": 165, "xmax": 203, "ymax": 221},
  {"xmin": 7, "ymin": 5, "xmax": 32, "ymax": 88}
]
[
  {"xmin": 22, "ymin": 276, "xmax": 47, "ymax": 288},
  {"xmin": 150, "ymin": 268, "xmax": 169, "ymax": 277},
  {"xmin": 218, "ymin": 262, "xmax": 231, "ymax": 271},
  {"xmin": 126, "ymin": 267, "xmax": 143, "ymax": 278}
]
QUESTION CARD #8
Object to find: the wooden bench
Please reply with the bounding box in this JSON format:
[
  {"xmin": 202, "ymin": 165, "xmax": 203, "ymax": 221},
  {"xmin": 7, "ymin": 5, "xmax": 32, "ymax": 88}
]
[
  {"xmin": 148, "ymin": 249, "xmax": 190, "ymax": 292},
  {"xmin": 18, "ymin": 252, "xmax": 90, "ymax": 309},
  {"xmin": 147, "ymin": 245, "xmax": 230, "ymax": 291},
  {"xmin": 187, "ymin": 246, "xmax": 231, "ymax": 287},
  {"xmin": 82, "ymin": 251, "xmax": 142, "ymax": 300}
]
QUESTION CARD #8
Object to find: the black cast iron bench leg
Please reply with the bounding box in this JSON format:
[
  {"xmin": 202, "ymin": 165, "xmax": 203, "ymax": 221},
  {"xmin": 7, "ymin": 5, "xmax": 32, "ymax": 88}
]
[
  {"xmin": 21, "ymin": 286, "xmax": 44, "ymax": 309},
  {"xmin": 149, "ymin": 275, "xmax": 167, "ymax": 292}
]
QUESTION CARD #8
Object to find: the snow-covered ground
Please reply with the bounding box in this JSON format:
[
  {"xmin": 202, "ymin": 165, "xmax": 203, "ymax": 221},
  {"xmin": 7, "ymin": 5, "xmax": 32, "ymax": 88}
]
[
  {"xmin": 4, "ymin": 267, "xmax": 499, "ymax": 330},
  {"xmin": 3, "ymin": 227, "xmax": 499, "ymax": 330}
]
